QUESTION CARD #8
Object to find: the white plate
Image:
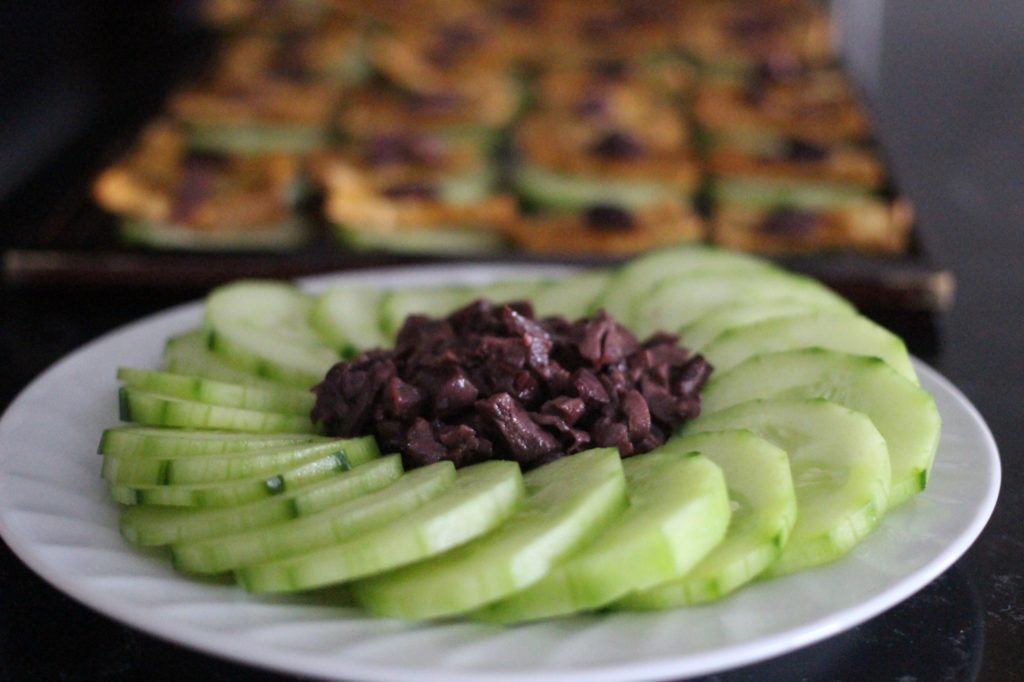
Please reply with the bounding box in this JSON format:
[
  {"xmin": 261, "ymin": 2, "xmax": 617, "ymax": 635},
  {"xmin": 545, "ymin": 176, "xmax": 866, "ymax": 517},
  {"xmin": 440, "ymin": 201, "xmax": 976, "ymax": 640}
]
[{"xmin": 0, "ymin": 264, "xmax": 1001, "ymax": 682}]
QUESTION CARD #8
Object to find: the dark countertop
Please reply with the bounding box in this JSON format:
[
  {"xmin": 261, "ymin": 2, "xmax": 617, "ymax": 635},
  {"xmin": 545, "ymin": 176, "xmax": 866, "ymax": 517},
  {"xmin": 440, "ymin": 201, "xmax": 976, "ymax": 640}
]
[{"xmin": 1, "ymin": 3, "xmax": 1022, "ymax": 681}]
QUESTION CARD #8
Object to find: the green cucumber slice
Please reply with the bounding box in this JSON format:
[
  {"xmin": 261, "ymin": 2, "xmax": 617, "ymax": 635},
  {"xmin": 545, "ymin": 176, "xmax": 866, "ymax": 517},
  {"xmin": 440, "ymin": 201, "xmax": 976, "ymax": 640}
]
[
  {"xmin": 172, "ymin": 461, "xmax": 457, "ymax": 573},
  {"xmin": 598, "ymin": 245, "xmax": 780, "ymax": 322},
  {"xmin": 684, "ymin": 399, "xmax": 891, "ymax": 576},
  {"xmin": 98, "ymin": 426, "xmax": 323, "ymax": 458},
  {"xmin": 237, "ymin": 459, "xmax": 525, "ymax": 593},
  {"xmin": 117, "ymin": 368, "xmax": 315, "ymax": 415},
  {"xmin": 378, "ymin": 287, "xmax": 475, "ymax": 339},
  {"xmin": 335, "ymin": 224, "xmax": 508, "ymax": 256},
  {"xmin": 103, "ymin": 435, "xmax": 378, "ymax": 486},
  {"xmin": 204, "ymin": 280, "xmax": 340, "ymax": 388},
  {"xmin": 630, "ymin": 270, "xmax": 853, "ymax": 338},
  {"xmin": 351, "ymin": 448, "xmax": 628, "ymax": 620},
  {"xmin": 120, "ymin": 216, "xmax": 308, "ymax": 251},
  {"xmin": 701, "ymin": 313, "xmax": 918, "ymax": 385},
  {"xmin": 163, "ymin": 331, "xmax": 292, "ymax": 389},
  {"xmin": 616, "ymin": 431, "xmax": 797, "ymax": 608},
  {"xmin": 711, "ymin": 177, "xmax": 874, "ymax": 211},
  {"xmin": 477, "ymin": 449, "xmax": 730, "ymax": 623},
  {"xmin": 530, "ymin": 271, "xmax": 611, "ymax": 320},
  {"xmin": 110, "ymin": 448, "xmax": 356, "ymax": 507},
  {"xmin": 310, "ymin": 286, "xmax": 388, "ymax": 357},
  {"xmin": 515, "ymin": 162, "xmax": 683, "ymax": 211},
  {"xmin": 118, "ymin": 387, "xmax": 317, "ymax": 434},
  {"xmin": 681, "ymin": 299, "xmax": 848, "ymax": 351},
  {"xmin": 474, "ymin": 279, "xmax": 547, "ymax": 306},
  {"xmin": 185, "ymin": 122, "xmax": 331, "ymax": 155},
  {"xmin": 703, "ymin": 349, "xmax": 940, "ymax": 509},
  {"xmin": 119, "ymin": 455, "xmax": 403, "ymax": 546}
]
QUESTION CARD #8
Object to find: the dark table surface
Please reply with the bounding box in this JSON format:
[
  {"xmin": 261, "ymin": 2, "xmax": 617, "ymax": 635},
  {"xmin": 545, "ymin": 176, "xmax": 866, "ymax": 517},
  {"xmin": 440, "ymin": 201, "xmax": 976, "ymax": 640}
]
[{"xmin": 1, "ymin": 3, "xmax": 1022, "ymax": 681}]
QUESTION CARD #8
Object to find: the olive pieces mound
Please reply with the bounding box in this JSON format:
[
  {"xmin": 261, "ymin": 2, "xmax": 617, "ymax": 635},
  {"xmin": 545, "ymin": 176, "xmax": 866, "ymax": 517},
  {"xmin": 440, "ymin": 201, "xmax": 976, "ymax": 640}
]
[{"xmin": 312, "ymin": 299, "xmax": 711, "ymax": 470}]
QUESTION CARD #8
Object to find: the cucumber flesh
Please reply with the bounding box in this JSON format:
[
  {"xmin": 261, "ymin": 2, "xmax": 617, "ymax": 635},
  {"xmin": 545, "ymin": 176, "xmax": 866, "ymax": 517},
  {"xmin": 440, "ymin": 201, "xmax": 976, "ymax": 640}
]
[
  {"xmin": 598, "ymin": 245, "xmax": 778, "ymax": 322},
  {"xmin": 204, "ymin": 280, "xmax": 340, "ymax": 388},
  {"xmin": 119, "ymin": 387, "xmax": 317, "ymax": 434},
  {"xmin": 103, "ymin": 436, "xmax": 379, "ymax": 486},
  {"xmin": 703, "ymin": 349, "xmax": 940, "ymax": 509},
  {"xmin": 310, "ymin": 286, "xmax": 388, "ymax": 357},
  {"xmin": 164, "ymin": 331, "xmax": 293, "ymax": 389},
  {"xmin": 336, "ymin": 224, "xmax": 508, "ymax": 256},
  {"xmin": 684, "ymin": 398, "xmax": 891, "ymax": 576},
  {"xmin": 111, "ymin": 449, "xmax": 356, "ymax": 507},
  {"xmin": 119, "ymin": 455, "xmax": 403, "ymax": 546},
  {"xmin": 378, "ymin": 287, "xmax": 475, "ymax": 339},
  {"xmin": 711, "ymin": 177, "xmax": 873, "ymax": 211},
  {"xmin": 172, "ymin": 461, "xmax": 457, "ymax": 573},
  {"xmin": 237, "ymin": 460, "xmax": 525, "ymax": 593},
  {"xmin": 681, "ymin": 299, "xmax": 847, "ymax": 351},
  {"xmin": 515, "ymin": 162, "xmax": 683, "ymax": 211},
  {"xmin": 630, "ymin": 270, "xmax": 853, "ymax": 338},
  {"xmin": 98, "ymin": 426, "xmax": 324, "ymax": 458},
  {"xmin": 530, "ymin": 271, "xmax": 611, "ymax": 320},
  {"xmin": 701, "ymin": 313, "xmax": 918, "ymax": 385},
  {"xmin": 117, "ymin": 367, "xmax": 315, "ymax": 415},
  {"xmin": 616, "ymin": 430, "xmax": 797, "ymax": 608},
  {"xmin": 477, "ymin": 449, "xmax": 731, "ymax": 623},
  {"xmin": 351, "ymin": 448, "xmax": 628, "ymax": 620}
]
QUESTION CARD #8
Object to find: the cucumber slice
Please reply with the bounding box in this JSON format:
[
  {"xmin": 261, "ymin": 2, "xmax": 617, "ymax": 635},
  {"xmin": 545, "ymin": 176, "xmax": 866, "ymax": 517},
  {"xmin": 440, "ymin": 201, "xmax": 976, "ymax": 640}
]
[
  {"xmin": 598, "ymin": 245, "xmax": 780, "ymax": 322},
  {"xmin": 120, "ymin": 455, "xmax": 403, "ymax": 546},
  {"xmin": 120, "ymin": 216, "xmax": 308, "ymax": 251},
  {"xmin": 616, "ymin": 431, "xmax": 797, "ymax": 608},
  {"xmin": 515, "ymin": 162, "xmax": 683, "ymax": 211},
  {"xmin": 185, "ymin": 122, "xmax": 331, "ymax": 155},
  {"xmin": 110, "ymin": 448, "xmax": 355, "ymax": 507},
  {"xmin": 703, "ymin": 349, "xmax": 940, "ymax": 509},
  {"xmin": 117, "ymin": 368, "xmax": 315, "ymax": 415},
  {"xmin": 701, "ymin": 313, "xmax": 918, "ymax": 385},
  {"xmin": 351, "ymin": 448, "xmax": 628, "ymax": 621},
  {"xmin": 172, "ymin": 461, "xmax": 457, "ymax": 573},
  {"xmin": 378, "ymin": 287, "xmax": 475, "ymax": 339},
  {"xmin": 103, "ymin": 436, "xmax": 378, "ymax": 486},
  {"xmin": 164, "ymin": 331, "xmax": 293, "ymax": 388},
  {"xmin": 204, "ymin": 280, "xmax": 340, "ymax": 388},
  {"xmin": 439, "ymin": 167, "xmax": 499, "ymax": 205},
  {"xmin": 474, "ymin": 279, "xmax": 547, "ymax": 306},
  {"xmin": 335, "ymin": 224, "xmax": 508, "ymax": 256},
  {"xmin": 530, "ymin": 271, "xmax": 611, "ymax": 320},
  {"xmin": 630, "ymin": 270, "xmax": 853, "ymax": 338},
  {"xmin": 119, "ymin": 387, "xmax": 317, "ymax": 434},
  {"xmin": 98, "ymin": 426, "xmax": 324, "ymax": 458},
  {"xmin": 711, "ymin": 177, "xmax": 874, "ymax": 211},
  {"xmin": 477, "ymin": 449, "xmax": 730, "ymax": 623},
  {"xmin": 310, "ymin": 286, "xmax": 388, "ymax": 357},
  {"xmin": 237, "ymin": 459, "xmax": 525, "ymax": 593},
  {"xmin": 681, "ymin": 299, "xmax": 848, "ymax": 351},
  {"xmin": 684, "ymin": 399, "xmax": 891, "ymax": 576}
]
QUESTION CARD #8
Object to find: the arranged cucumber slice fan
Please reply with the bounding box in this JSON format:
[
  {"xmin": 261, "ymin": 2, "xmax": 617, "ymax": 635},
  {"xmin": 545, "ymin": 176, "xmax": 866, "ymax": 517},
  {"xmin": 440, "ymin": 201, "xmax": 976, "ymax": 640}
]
[{"xmin": 98, "ymin": 245, "xmax": 940, "ymax": 623}]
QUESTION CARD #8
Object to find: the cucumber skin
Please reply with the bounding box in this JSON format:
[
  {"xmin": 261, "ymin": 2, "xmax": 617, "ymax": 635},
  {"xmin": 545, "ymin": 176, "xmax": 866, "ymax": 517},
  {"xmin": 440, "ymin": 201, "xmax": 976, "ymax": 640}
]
[
  {"xmin": 118, "ymin": 387, "xmax": 318, "ymax": 434},
  {"xmin": 98, "ymin": 427, "xmax": 323, "ymax": 458},
  {"xmin": 103, "ymin": 436, "xmax": 379, "ymax": 486},
  {"xmin": 119, "ymin": 455, "xmax": 402, "ymax": 546},
  {"xmin": 116, "ymin": 367, "xmax": 315, "ymax": 416},
  {"xmin": 236, "ymin": 460, "xmax": 524, "ymax": 593},
  {"xmin": 478, "ymin": 451, "xmax": 731, "ymax": 623},
  {"xmin": 684, "ymin": 399, "xmax": 891, "ymax": 577},
  {"xmin": 171, "ymin": 461, "xmax": 457, "ymax": 574},
  {"xmin": 351, "ymin": 448, "xmax": 628, "ymax": 621},
  {"xmin": 111, "ymin": 450, "xmax": 355, "ymax": 508},
  {"xmin": 616, "ymin": 431, "xmax": 797, "ymax": 608},
  {"xmin": 702, "ymin": 349, "xmax": 940, "ymax": 509}
]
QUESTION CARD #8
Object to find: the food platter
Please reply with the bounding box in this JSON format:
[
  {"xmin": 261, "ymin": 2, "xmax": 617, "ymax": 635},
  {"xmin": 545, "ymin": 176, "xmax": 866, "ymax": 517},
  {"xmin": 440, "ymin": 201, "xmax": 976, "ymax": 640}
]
[{"xmin": 0, "ymin": 264, "xmax": 999, "ymax": 681}]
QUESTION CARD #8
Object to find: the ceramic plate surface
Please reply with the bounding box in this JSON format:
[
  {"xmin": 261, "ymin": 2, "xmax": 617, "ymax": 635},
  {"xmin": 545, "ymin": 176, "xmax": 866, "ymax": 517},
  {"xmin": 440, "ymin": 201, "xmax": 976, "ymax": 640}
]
[{"xmin": 0, "ymin": 264, "xmax": 1001, "ymax": 682}]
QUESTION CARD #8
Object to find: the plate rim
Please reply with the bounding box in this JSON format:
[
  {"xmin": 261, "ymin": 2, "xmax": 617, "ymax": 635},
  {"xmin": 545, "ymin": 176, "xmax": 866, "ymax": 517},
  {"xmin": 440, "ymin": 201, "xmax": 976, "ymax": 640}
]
[{"xmin": 0, "ymin": 263, "xmax": 1002, "ymax": 682}]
